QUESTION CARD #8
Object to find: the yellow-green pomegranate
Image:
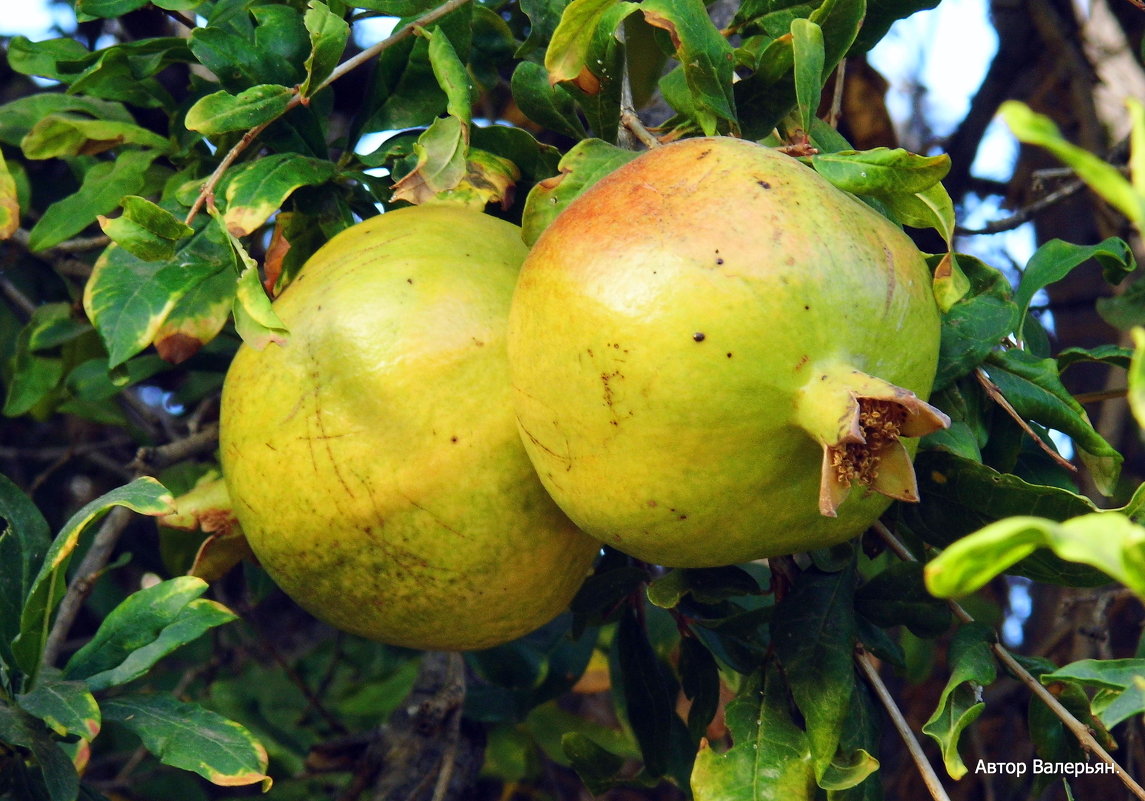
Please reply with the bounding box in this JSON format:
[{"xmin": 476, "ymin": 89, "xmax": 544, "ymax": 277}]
[
  {"xmin": 220, "ymin": 205, "xmax": 599, "ymax": 650},
  {"xmin": 507, "ymin": 137, "xmax": 949, "ymax": 567}
]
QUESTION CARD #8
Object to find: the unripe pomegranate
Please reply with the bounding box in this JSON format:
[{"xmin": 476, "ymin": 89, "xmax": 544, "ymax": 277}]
[
  {"xmin": 507, "ymin": 137, "xmax": 948, "ymax": 567},
  {"xmin": 220, "ymin": 206, "xmax": 599, "ymax": 650}
]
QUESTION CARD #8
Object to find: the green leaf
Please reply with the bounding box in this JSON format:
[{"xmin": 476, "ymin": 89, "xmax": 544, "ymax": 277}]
[
  {"xmin": 101, "ymin": 694, "xmax": 270, "ymax": 788},
  {"xmin": 1057, "ymin": 344, "xmax": 1133, "ymax": 373},
  {"xmin": 153, "ymin": 267, "xmax": 238, "ymax": 364},
  {"xmin": 66, "ymin": 44, "xmax": 182, "ymax": 108},
  {"xmin": 612, "ymin": 606, "xmax": 677, "ymax": 777},
  {"xmin": 27, "ymin": 149, "xmax": 156, "ymax": 251},
  {"xmin": 1002, "ymin": 101, "xmax": 1144, "ymax": 227},
  {"xmin": 855, "ymin": 561, "xmax": 952, "ymax": 638},
  {"xmin": 691, "ymin": 662, "xmax": 817, "ymax": 801},
  {"xmin": 921, "ymin": 623, "xmax": 997, "ymax": 779},
  {"xmin": 64, "ymin": 577, "xmax": 236, "ymax": 691},
  {"xmin": 222, "ymin": 154, "xmax": 337, "ymax": 236},
  {"xmin": 519, "ymin": 0, "xmax": 572, "ymax": 57},
  {"xmin": 905, "ymin": 451, "xmax": 1114, "ymax": 586},
  {"xmin": 0, "ymin": 475, "xmax": 51, "ymax": 671},
  {"xmin": 20, "ymin": 113, "xmax": 168, "ymax": 159},
  {"xmin": 0, "ymin": 702, "xmax": 80, "ymax": 801},
  {"xmin": 561, "ymin": 732, "xmax": 630, "ymax": 795},
  {"xmin": 647, "ymin": 566, "xmax": 761, "ymax": 608},
  {"xmin": 1013, "ymin": 237, "xmax": 1136, "ymax": 343},
  {"xmin": 678, "ymin": 635, "xmax": 720, "ymax": 742},
  {"xmin": 301, "ymin": 1, "xmax": 350, "ymax": 97},
  {"xmin": 1132, "ymin": 328, "xmax": 1145, "ymax": 432},
  {"xmin": 1041, "ymin": 659, "xmax": 1145, "ymax": 728},
  {"xmin": 983, "ymin": 349, "xmax": 1122, "ymax": 495},
  {"xmin": 772, "ymin": 566, "xmax": 858, "ymax": 785},
  {"xmin": 98, "ymin": 196, "xmax": 193, "ymax": 262},
  {"xmin": 422, "ymin": 24, "xmax": 475, "ymax": 126},
  {"xmin": 231, "ymin": 247, "xmax": 288, "ymax": 351},
  {"xmin": 791, "ymin": 18, "xmax": 824, "ymax": 136},
  {"xmin": 12, "ymin": 477, "xmax": 174, "ymax": 682},
  {"xmin": 83, "ymin": 224, "xmax": 232, "ymax": 367},
  {"xmin": 641, "ymin": 0, "xmax": 738, "ymax": 136},
  {"xmin": 811, "ymin": 148, "xmax": 950, "ymax": 197},
  {"xmin": 545, "ymin": 0, "xmax": 625, "ymax": 86},
  {"xmin": 16, "ymin": 676, "xmax": 100, "ymax": 740},
  {"xmin": 75, "ymin": 0, "xmax": 149, "ymax": 20},
  {"xmin": 0, "ymin": 149, "xmax": 20, "ymax": 240},
  {"xmin": 510, "ymin": 61, "xmax": 587, "ymax": 139},
  {"xmin": 3, "ymin": 304, "xmax": 72, "ymax": 418},
  {"xmin": 185, "ymin": 85, "xmax": 296, "ymax": 136},
  {"xmin": 0, "ymin": 94, "xmax": 134, "ymax": 147},
  {"xmin": 6, "ymin": 36, "xmax": 92, "ymax": 82},
  {"xmin": 933, "ymin": 255, "xmax": 1018, "ymax": 390},
  {"xmin": 851, "ymin": 0, "xmax": 939, "ymax": 52},
  {"xmin": 924, "ymin": 513, "xmax": 1145, "ymax": 600},
  {"xmin": 521, "ymin": 138, "xmax": 638, "ymax": 245}
]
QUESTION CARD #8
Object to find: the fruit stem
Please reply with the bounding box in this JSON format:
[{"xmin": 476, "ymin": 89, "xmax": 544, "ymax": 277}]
[{"xmin": 794, "ymin": 364, "xmax": 950, "ymax": 517}]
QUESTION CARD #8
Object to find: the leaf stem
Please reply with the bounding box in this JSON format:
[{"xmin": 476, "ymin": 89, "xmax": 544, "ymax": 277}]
[
  {"xmin": 872, "ymin": 520, "xmax": 1145, "ymax": 800},
  {"xmin": 184, "ymin": 0, "xmax": 474, "ymax": 226},
  {"xmin": 855, "ymin": 646, "xmax": 952, "ymax": 801}
]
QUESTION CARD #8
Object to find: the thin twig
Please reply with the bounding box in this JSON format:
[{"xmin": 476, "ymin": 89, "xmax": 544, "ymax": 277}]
[
  {"xmin": 827, "ymin": 58, "xmax": 847, "ymax": 129},
  {"xmin": 620, "ymin": 109, "xmax": 660, "ymax": 150},
  {"xmin": 855, "ymin": 646, "xmax": 953, "ymax": 801},
  {"xmin": 41, "ymin": 507, "xmax": 134, "ymax": 669},
  {"xmin": 130, "ymin": 422, "xmax": 220, "ymax": 474},
  {"xmin": 873, "ymin": 521, "xmax": 1145, "ymax": 801},
  {"xmin": 975, "ymin": 368, "xmax": 1077, "ymax": 472},
  {"xmin": 184, "ymin": 0, "xmax": 474, "ymax": 225},
  {"xmin": 956, "ymin": 180, "xmax": 1087, "ymax": 235}
]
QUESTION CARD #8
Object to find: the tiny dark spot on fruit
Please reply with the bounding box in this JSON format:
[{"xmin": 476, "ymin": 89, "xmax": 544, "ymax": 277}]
[
  {"xmin": 697, "ymin": 148, "xmax": 712, "ymax": 159},
  {"xmin": 472, "ymin": 338, "xmax": 484, "ymax": 347},
  {"xmin": 804, "ymin": 305, "xmax": 810, "ymax": 310},
  {"xmin": 716, "ymin": 257, "xmax": 724, "ymax": 265},
  {"xmin": 757, "ymin": 179, "xmax": 771, "ymax": 189},
  {"xmin": 406, "ymin": 278, "xmax": 413, "ymax": 284},
  {"xmin": 317, "ymin": 304, "xmax": 323, "ymax": 310},
  {"xmin": 587, "ymin": 348, "xmax": 594, "ymax": 357},
  {"xmin": 450, "ymin": 435, "xmax": 458, "ymax": 443},
  {"xmin": 726, "ymin": 352, "xmax": 733, "ymax": 358},
  {"xmin": 610, "ymin": 420, "xmax": 618, "ymax": 426},
  {"xmin": 692, "ymin": 332, "xmax": 706, "ymax": 342},
  {"xmin": 646, "ymin": 500, "xmax": 658, "ymax": 507},
  {"xmin": 678, "ymin": 514, "xmax": 687, "ymax": 520}
]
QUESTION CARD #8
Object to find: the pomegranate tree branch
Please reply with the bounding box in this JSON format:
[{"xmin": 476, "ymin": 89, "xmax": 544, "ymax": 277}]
[
  {"xmin": 185, "ymin": 0, "xmax": 474, "ymax": 225},
  {"xmin": 873, "ymin": 521, "xmax": 1145, "ymax": 800},
  {"xmin": 855, "ymin": 646, "xmax": 952, "ymax": 801}
]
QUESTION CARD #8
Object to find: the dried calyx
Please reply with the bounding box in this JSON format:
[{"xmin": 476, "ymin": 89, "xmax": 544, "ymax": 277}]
[{"xmin": 795, "ymin": 365, "xmax": 951, "ymax": 517}]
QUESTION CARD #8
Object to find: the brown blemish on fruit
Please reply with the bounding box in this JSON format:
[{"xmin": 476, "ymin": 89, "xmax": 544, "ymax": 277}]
[
  {"xmin": 692, "ymin": 332, "xmax": 706, "ymax": 342},
  {"xmin": 795, "ymin": 355, "xmax": 808, "ymax": 370},
  {"xmin": 757, "ymin": 180, "xmax": 771, "ymax": 189}
]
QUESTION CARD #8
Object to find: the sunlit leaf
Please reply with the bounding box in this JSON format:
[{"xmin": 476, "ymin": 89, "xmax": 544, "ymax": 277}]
[
  {"xmin": 98, "ymin": 196, "xmax": 193, "ymax": 262},
  {"xmin": 691, "ymin": 662, "xmax": 817, "ymax": 800},
  {"xmin": 102, "ymin": 694, "xmax": 270, "ymax": 788},
  {"xmin": 222, "ymin": 153, "xmax": 337, "ymax": 236},
  {"xmin": 924, "ymin": 513, "xmax": 1145, "ymax": 600},
  {"xmin": 185, "ymin": 84, "xmax": 296, "ymax": 136},
  {"xmin": 1002, "ymin": 101, "xmax": 1144, "ymax": 228},
  {"xmin": 301, "ymin": 0, "xmax": 349, "ymax": 97},
  {"xmin": 64, "ymin": 577, "xmax": 236, "ymax": 691}
]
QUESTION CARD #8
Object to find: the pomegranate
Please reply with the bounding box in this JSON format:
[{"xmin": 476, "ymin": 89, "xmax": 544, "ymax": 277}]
[{"xmin": 507, "ymin": 137, "xmax": 948, "ymax": 567}]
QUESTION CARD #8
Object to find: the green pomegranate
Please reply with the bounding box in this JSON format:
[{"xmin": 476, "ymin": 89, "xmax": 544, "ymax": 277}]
[
  {"xmin": 220, "ymin": 205, "xmax": 599, "ymax": 650},
  {"xmin": 507, "ymin": 137, "xmax": 949, "ymax": 567}
]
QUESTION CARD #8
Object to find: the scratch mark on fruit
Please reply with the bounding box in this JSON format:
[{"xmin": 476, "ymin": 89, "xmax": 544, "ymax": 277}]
[
  {"xmin": 795, "ymin": 354, "xmax": 809, "ymax": 370},
  {"xmin": 882, "ymin": 245, "xmax": 896, "ymax": 313},
  {"xmin": 517, "ymin": 416, "xmax": 573, "ymax": 469}
]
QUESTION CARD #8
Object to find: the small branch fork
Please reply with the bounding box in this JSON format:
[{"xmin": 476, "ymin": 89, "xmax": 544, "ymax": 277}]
[
  {"xmin": 871, "ymin": 521, "xmax": 1145, "ymax": 801},
  {"xmin": 184, "ymin": 0, "xmax": 474, "ymax": 225}
]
